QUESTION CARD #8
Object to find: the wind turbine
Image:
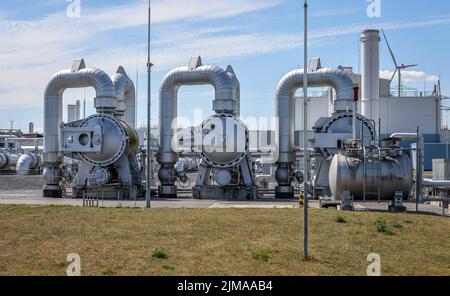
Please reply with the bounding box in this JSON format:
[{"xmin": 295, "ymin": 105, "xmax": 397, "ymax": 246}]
[{"xmin": 381, "ymin": 29, "xmax": 418, "ymax": 97}]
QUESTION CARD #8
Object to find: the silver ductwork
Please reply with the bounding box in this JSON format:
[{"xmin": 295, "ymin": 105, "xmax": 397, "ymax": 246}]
[
  {"xmin": 16, "ymin": 153, "xmax": 39, "ymax": 175},
  {"xmin": 226, "ymin": 65, "xmax": 240, "ymax": 116},
  {"xmin": 112, "ymin": 66, "xmax": 136, "ymax": 128},
  {"xmin": 157, "ymin": 57, "xmax": 235, "ymax": 198},
  {"xmin": 275, "ymin": 67, "xmax": 354, "ymax": 198},
  {"xmin": 0, "ymin": 152, "xmax": 19, "ymax": 170},
  {"xmin": 43, "ymin": 60, "xmax": 116, "ymax": 197}
]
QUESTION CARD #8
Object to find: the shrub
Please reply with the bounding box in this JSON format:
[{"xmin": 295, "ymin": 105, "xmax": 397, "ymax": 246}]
[
  {"xmin": 251, "ymin": 248, "xmax": 274, "ymax": 263},
  {"xmin": 152, "ymin": 248, "xmax": 168, "ymax": 259},
  {"xmin": 335, "ymin": 215, "xmax": 347, "ymax": 223},
  {"xmin": 375, "ymin": 218, "xmax": 394, "ymax": 235}
]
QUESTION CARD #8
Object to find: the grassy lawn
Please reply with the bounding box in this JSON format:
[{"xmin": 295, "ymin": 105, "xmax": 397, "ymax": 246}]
[{"xmin": 0, "ymin": 205, "xmax": 449, "ymax": 276}]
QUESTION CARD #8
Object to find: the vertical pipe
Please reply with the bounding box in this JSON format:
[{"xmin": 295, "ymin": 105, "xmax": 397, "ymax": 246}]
[
  {"xmin": 416, "ymin": 126, "xmax": 420, "ymax": 213},
  {"xmin": 146, "ymin": 0, "xmax": 153, "ymax": 208},
  {"xmin": 360, "ymin": 29, "xmax": 380, "ymax": 122},
  {"xmin": 352, "ymin": 87, "xmax": 359, "ymax": 140},
  {"xmin": 302, "ymin": 0, "xmax": 309, "ymax": 260}
]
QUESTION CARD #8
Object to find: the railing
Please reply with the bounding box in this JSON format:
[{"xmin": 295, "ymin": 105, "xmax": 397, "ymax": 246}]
[{"xmin": 390, "ymin": 90, "xmax": 439, "ymax": 98}]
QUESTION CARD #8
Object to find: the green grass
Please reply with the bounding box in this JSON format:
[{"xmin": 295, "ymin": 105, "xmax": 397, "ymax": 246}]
[
  {"xmin": 0, "ymin": 205, "xmax": 449, "ymax": 276},
  {"xmin": 151, "ymin": 248, "xmax": 168, "ymax": 259},
  {"xmin": 375, "ymin": 218, "xmax": 395, "ymax": 235},
  {"xmin": 335, "ymin": 214, "xmax": 347, "ymax": 223}
]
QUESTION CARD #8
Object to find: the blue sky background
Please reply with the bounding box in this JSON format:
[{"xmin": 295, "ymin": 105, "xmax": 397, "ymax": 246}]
[{"xmin": 0, "ymin": 0, "xmax": 449, "ymax": 131}]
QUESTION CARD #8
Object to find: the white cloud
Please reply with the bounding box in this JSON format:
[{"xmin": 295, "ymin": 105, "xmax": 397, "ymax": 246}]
[
  {"xmin": 380, "ymin": 70, "xmax": 439, "ymax": 84},
  {"xmin": 0, "ymin": 0, "xmax": 448, "ymax": 112}
]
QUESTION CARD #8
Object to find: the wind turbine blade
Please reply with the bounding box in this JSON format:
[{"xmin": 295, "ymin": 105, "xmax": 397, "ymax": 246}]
[
  {"xmin": 390, "ymin": 68, "xmax": 398, "ymax": 82},
  {"xmin": 381, "ymin": 29, "xmax": 399, "ymax": 67},
  {"xmin": 402, "ymin": 64, "xmax": 419, "ymax": 69}
]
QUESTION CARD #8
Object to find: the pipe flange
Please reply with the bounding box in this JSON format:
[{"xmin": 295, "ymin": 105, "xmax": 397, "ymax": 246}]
[{"xmin": 200, "ymin": 113, "xmax": 249, "ymax": 169}]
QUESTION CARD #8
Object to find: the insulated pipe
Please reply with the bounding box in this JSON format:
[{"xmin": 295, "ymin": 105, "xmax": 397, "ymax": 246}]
[
  {"xmin": 390, "ymin": 132, "xmax": 424, "ymax": 201},
  {"xmin": 112, "ymin": 66, "xmax": 136, "ymax": 128},
  {"xmin": 16, "ymin": 153, "xmax": 39, "ymax": 175},
  {"xmin": 0, "ymin": 152, "xmax": 19, "ymax": 170},
  {"xmin": 158, "ymin": 62, "xmax": 235, "ymax": 198},
  {"xmin": 43, "ymin": 66, "xmax": 116, "ymax": 197},
  {"xmin": 226, "ymin": 65, "xmax": 240, "ymax": 116},
  {"xmin": 274, "ymin": 68, "xmax": 354, "ymax": 198}
]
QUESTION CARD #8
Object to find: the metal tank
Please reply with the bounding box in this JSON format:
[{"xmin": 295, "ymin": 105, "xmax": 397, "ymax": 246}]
[{"xmin": 329, "ymin": 143, "xmax": 413, "ymax": 201}]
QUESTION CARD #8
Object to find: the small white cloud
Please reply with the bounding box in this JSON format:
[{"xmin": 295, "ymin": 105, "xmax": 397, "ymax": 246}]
[{"xmin": 380, "ymin": 70, "xmax": 439, "ymax": 84}]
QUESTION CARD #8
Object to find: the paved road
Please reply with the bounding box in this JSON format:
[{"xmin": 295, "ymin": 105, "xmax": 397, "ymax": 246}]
[{"xmin": 0, "ymin": 189, "xmax": 447, "ymax": 216}]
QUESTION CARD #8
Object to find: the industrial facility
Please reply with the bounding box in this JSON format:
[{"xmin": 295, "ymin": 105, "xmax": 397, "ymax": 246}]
[{"xmin": 0, "ymin": 25, "xmax": 448, "ymax": 213}]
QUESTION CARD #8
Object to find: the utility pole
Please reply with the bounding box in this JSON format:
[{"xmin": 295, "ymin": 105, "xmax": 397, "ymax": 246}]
[
  {"xmin": 146, "ymin": 0, "xmax": 155, "ymax": 209},
  {"xmin": 10, "ymin": 120, "xmax": 14, "ymax": 135},
  {"xmin": 302, "ymin": 0, "xmax": 309, "ymax": 260}
]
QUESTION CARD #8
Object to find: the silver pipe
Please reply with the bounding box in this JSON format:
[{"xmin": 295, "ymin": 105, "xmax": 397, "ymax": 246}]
[
  {"xmin": 112, "ymin": 66, "xmax": 136, "ymax": 128},
  {"xmin": 43, "ymin": 65, "xmax": 116, "ymax": 195},
  {"xmin": 0, "ymin": 152, "xmax": 19, "ymax": 170},
  {"xmin": 226, "ymin": 65, "xmax": 240, "ymax": 116},
  {"xmin": 275, "ymin": 68, "xmax": 354, "ymax": 192},
  {"xmin": 157, "ymin": 60, "xmax": 235, "ymax": 197},
  {"xmin": 390, "ymin": 132, "xmax": 424, "ymax": 201},
  {"xmin": 16, "ymin": 153, "xmax": 38, "ymax": 175}
]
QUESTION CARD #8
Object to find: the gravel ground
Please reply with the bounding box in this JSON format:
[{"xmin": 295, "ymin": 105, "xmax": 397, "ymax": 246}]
[{"xmin": 0, "ymin": 175, "xmax": 44, "ymax": 191}]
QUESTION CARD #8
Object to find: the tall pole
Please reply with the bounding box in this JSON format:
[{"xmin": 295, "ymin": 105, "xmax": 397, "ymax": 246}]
[
  {"xmin": 146, "ymin": 0, "xmax": 154, "ymax": 209},
  {"xmin": 302, "ymin": 0, "xmax": 309, "ymax": 260}
]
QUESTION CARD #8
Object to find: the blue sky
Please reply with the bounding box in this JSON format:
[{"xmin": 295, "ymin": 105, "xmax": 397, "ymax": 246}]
[{"xmin": 0, "ymin": 0, "xmax": 449, "ymax": 131}]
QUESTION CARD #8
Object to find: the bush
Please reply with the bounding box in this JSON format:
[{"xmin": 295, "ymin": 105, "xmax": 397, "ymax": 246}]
[
  {"xmin": 335, "ymin": 215, "xmax": 347, "ymax": 223},
  {"xmin": 152, "ymin": 248, "xmax": 168, "ymax": 259},
  {"xmin": 375, "ymin": 218, "xmax": 394, "ymax": 235},
  {"xmin": 163, "ymin": 264, "xmax": 175, "ymax": 271},
  {"xmin": 102, "ymin": 267, "xmax": 118, "ymax": 276},
  {"xmin": 251, "ymin": 248, "xmax": 274, "ymax": 263}
]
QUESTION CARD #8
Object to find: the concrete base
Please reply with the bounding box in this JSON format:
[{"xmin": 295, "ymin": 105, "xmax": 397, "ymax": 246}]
[
  {"xmin": 275, "ymin": 186, "xmax": 294, "ymax": 199},
  {"xmin": 387, "ymin": 205, "xmax": 407, "ymax": 213},
  {"xmin": 43, "ymin": 185, "xmax": 63, "ymax": 198},
  {"xmin": 158, "ymin": 185, "xmax": 177, "ymax": 199},
  {"xmin": 192, "ymin": 186, "xmax": 257, "ymax": 200},
  {"xmin": 72, "ymin": 186, "xmax": 144, "ymax": 200}
]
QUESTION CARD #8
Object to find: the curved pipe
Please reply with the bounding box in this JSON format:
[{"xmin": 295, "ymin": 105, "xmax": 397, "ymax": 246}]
[
  {"xmin": 226, "ymin": 65, "xmax": 240, "ymax": 116},
  {"xmin": 274, "ymin": 68, "xmax": 354, "ymax": 197},
  {"xmin": 112, "ymin": 66, "xmax": 136, "ymax": 128},
  {"xmin": 16, "ymin": 153, "xmax": 39, "ymax": 175},
  {"xmin": 158, "ymin": 64, "xmax": 235, "ymax": 163},
  {"xmin": 43, "ymin": 66, "xmax": 115, "ymax": 193},
  {"xmin": 0, "ymin": 152, "xmax": 19, "ymax": 170},
  {"xmin": 157, "ymin": 61, "xmax": 235, "ymax": 197}
]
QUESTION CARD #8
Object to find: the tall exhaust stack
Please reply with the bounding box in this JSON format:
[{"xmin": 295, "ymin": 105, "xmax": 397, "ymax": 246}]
[{"xmin": 360, "ymin": 29, "xmax": 380, "ymax": 123}]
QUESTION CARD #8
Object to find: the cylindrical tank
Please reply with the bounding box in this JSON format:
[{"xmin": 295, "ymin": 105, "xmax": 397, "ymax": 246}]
[
  {"xmin": 78, "ymin": 114, "xmax": 139, "ymax": 167},
  {"xmin": 329, "ymin": 153, "xmax": 413, "ymax": 201},
  {"xmin": 200, "ymin": 113, "xmax": 249, "ymax": 168}
]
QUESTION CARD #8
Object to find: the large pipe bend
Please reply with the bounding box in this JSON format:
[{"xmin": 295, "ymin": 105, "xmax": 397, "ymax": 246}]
[
  {"xmin": 43, "ymin": 66, "xmax": 116, "ymax": 193},
  {"xmin": 275, "ymin": 68, "xmax": 354, "ymax": 191},
  {"xmin": 158, "ymin": 64, "xmax": 235, "ymax": 163},
  {"xmin": 112, "ymin": 66, "xmax": 136, "ymax": 128},
  {"xmin": 16, "ymin": 153, "xmax": 39, "ymax": 175}
]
